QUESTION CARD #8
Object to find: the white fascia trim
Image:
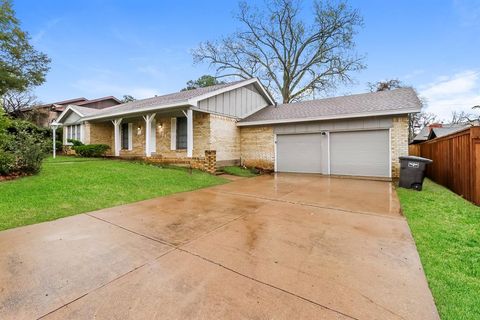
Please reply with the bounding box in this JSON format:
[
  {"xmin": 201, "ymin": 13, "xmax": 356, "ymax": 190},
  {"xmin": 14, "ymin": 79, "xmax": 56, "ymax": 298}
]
[
  {"xmin": 188, "ymin": 78, "xmax": 275, "ymax": 106},
  {"xmin": 83, "ymin": 102, "xmax": 190, "ymax": 121},
  {"xmin": 236, "ymin": 108, "xmax": 421, "ymax": 126},
  {"xmin": 56, "ymin": 105, "xmax": 85, "ymax": 123}
]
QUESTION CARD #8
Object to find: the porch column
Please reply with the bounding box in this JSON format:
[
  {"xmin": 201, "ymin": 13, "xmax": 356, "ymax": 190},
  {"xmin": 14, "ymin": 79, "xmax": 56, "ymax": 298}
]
[
  {"xmin": 111, "ymin": 118, "xmax": 122, "ymax": 156},
  {"xmin": 183, "ymin": 109, "xmax": 193, "ymax": 158},
  {"xmin": 143, "ymin": 113, "xmax": 156, "ymax": 157}
]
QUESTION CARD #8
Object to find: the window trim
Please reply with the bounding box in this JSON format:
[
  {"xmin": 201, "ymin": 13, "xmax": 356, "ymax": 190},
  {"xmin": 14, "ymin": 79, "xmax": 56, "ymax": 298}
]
[{"xmin": 64, "ymin": 124, "xmax": 83, "ymax": 145}]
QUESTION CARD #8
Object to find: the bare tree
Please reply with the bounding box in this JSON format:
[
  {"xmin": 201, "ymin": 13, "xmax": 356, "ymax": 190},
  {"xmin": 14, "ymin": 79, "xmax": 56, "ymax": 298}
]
[
  {"xmin": 367, "ymin": 79, "xmax": 402, "ymax": 92},
  {"xmin": 449, "ymin": 110, "xmax": 477, "ymax": 125},
  {"xmin": 408, "ymin": 112, "xmax": 438, "ymax": 141},
  {"xmin": 1, "ymin": 90, "xmax": 39, "ymax": 118},
  {"xmin": 368, "ymin": 78, "xmax": 433, "ymax": 141},
  {"xmin": 121, "ymin": 95, "xmax": 136, "ymax": 103},
  {"xmin": 193, "ymin": 0, "xmax": 365, "ymax": 103}
]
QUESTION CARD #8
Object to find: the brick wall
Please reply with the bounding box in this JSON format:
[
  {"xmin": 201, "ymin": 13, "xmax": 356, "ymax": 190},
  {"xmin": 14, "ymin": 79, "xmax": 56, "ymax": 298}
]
[
  {"xmin": 88, "ymin": 121, "xmax": 114, "ymax": 155},
  {"xmin": 193, "ymin": 112, "xmax": 211, "ymax": 157},
  {"xmin": 240, "ymin": 126, "xmax": 275, "ymax": 170},
  {"xmin": 210, "ymin": 114, "xmax": 240, "ymax": 163},
  {"xmin": 390, "ymin": 116, "xmax": 409, "ymax": 178},
  {"xmin": 146, "ymin": 150, "xmax": 217, "ymax": 174}
]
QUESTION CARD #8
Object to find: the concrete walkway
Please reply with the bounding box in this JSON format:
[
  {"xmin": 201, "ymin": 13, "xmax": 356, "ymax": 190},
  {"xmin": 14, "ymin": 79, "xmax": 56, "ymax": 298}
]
[{"xmin": 0, "ymin": 174, "xmax": 439, "ymax": 320}]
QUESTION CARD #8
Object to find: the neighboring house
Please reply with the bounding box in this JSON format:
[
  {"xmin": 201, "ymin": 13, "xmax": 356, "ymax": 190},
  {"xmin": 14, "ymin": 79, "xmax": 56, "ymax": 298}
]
[
  {"xmin": 411, "ymin": 123, "xmax": 471, "ymax": 144},
  {"xmin": 22, "ymin": 96, "xmax": 121, "ymax": 127},
  {"xmin": 55, "ymin": 78, "xmax": 421, "ymax": 179}
]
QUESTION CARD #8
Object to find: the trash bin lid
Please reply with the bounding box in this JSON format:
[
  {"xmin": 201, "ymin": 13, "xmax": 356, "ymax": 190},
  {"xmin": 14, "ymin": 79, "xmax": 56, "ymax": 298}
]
[{"xmin": 399, "ymin": 156, "xmax": 433, "ymax": 163}]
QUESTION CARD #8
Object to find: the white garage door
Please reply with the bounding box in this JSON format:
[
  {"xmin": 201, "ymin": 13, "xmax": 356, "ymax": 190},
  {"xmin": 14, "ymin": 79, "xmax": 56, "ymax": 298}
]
[
  {"xmin": 276, "ymin": 133, "xmax": 323, "ymax": 173},
  {"xmin": 330, "ymin": 130, "xmax": 390, "ymax": 177}
]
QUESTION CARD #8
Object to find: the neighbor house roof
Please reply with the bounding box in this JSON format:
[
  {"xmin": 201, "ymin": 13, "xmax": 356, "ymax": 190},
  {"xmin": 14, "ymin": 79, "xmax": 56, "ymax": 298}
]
[
  {"xmin": 411, "ymin": 123, "xmax": 471, "ymax": 144},
  {"xmin": 429, "ymin": 125, "xmax": 471, "ymax": 139},
  {"xmin": 74, "ymin": 96, "xmax": 122, "ymax": 106},
  {"xmin": 238, "ymin": 88, "xmax": 422, "ymax": 126},
  {"xmin": 411, "ymin": 126, "xmax": 431, "ymax": 143},
  {"xmin": 77, "ymin": 78, "xmax": 273, "ymax": 121}
]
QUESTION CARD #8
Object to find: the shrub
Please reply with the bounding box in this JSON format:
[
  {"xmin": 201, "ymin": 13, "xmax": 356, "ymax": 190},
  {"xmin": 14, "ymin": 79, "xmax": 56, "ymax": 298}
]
[
  {"xmin": 9, "ymin": 129, "xmax": 48, "ymax": 174},
  {"xmin": 0, "ymin": 150, "xmax": 15, "ymax": 175},
  {"xmin": 0, "ymin": 110, "xmax": 49, "ymax": 176},
  {"xmin": 67, "ymin": 139, "xmax": 84, "ymax": 147},
  {"xmin": 74, "ymin": 144, "xmax": 110, "ymax": 157}
]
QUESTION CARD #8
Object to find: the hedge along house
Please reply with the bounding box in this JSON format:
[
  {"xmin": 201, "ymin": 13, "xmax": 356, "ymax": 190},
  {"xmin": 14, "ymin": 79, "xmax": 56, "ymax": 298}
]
[{"xmin": 55, "ymin": 78, "xmax": 421, "ymax": 179}]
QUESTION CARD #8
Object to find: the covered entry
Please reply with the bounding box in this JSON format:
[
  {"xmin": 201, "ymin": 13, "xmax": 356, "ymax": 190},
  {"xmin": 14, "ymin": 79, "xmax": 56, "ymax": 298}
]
[
  {"xmin": 276, "ymin": 133, "xmax": 324, "ymax": 173},
  {"xmin": 330, "ymin": 130, "xmax": 390, "ymax": 177}
]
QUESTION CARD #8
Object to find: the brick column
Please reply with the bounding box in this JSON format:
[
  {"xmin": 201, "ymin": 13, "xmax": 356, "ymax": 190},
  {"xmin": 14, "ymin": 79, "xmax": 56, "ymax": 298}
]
[
  {"xmin": 391, "ymin": 116, "xmax": 409, "ymax": 178},
  {"xmin": 204, "ymin": 150, "xmax": 217, "ymax": 174}
]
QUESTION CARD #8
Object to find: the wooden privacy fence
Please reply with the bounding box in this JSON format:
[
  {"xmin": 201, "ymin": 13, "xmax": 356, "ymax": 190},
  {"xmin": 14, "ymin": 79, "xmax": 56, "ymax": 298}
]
[{"xmin": 409, "ymin": 127, "xmax": 480, "ymax": 205}]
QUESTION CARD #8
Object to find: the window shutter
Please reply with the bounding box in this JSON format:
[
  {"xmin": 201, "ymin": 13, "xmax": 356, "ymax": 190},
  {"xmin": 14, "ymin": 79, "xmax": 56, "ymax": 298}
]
[
  {"xmin": 79, "ymin": 125, "xmax": 84, "ymax": 142},
  {"xmin": 64, "ymin": 126, "xmax": 68, "ymax": 144},
  {"xmin": 170, "ymin": 118, "xmax": 177, "ymax": 150},
  {"xmin": 128, "ymin": 123, "xmax": 133, "ymax": 151}
]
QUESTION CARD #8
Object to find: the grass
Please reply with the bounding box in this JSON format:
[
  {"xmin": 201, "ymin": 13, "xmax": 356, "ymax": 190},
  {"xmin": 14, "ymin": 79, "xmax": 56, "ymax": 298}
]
[
  {"xmin": 0, "ymin": 156, "xmax": 227, "ymax": 231},
  {"xmin": 221, "ymin": 166, "xmax": 258, "ymax": 177},
  {"xmin": 397, "ymin": 179, "xmax": 480, "ymax": 320}
]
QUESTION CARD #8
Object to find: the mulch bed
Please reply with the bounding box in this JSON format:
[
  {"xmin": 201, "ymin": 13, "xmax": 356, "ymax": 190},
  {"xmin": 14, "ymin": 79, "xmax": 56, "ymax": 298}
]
[{"xmin": 0, "ymin": 172, "xmax": 31, "ymax": 182}]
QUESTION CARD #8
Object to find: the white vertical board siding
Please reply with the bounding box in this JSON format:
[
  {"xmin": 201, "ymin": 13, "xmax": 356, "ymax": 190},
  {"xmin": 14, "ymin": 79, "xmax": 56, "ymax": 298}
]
[
  {"xmin": 197, "ymin": 84, "xmax": 269, "ymax": 118},
  {"xmin": 62, "ymin": 111, "xmax": 82, "ymax": 125}
]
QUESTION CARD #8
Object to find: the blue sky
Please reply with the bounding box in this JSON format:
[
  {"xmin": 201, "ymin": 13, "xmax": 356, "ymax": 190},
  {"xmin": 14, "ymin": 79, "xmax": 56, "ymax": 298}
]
[{"xmin": 15, "ymin": 0, "xmax": 480, "ymax": 120}]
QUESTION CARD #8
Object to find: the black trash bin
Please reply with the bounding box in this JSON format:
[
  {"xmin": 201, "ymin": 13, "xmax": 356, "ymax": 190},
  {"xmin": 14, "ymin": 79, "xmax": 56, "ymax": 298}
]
[{"xmin": 398, "ymin": 156, "xmax": 433, "ymax": 191}]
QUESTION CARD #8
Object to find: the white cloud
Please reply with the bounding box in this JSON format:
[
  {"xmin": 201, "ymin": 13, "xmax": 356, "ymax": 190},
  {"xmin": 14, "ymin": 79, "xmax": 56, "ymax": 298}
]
[{"xmin": 419, "ymin": 70, "xmax": 480, "ymax": 121}]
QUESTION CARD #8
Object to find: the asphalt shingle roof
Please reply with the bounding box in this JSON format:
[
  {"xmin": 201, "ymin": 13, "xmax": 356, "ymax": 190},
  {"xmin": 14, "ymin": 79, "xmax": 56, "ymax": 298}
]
[
  {"xmin": 239, "ymin": 88, "xmax": 422, "ymax": 124},
  {"xmin": 430, "ymin": 126, "xmax": 470, "ymax": 138},
  {"xmin": 82, "ymin": 80, "xmax": 246, "ymax": 119}
]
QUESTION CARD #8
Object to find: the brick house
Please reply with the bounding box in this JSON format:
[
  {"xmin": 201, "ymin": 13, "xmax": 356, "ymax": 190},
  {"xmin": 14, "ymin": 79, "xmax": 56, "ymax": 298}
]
[
  {"xmin": 22, "ymin": 96, "xmax": 121, "ymax": 128},
  {"xmin": 55, "ymin": 78, "xmax": 421, "ymax": 179}
]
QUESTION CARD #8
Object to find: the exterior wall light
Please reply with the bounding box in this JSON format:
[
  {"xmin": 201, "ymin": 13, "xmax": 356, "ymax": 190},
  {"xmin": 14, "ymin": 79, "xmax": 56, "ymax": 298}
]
[{"xmin": 137, "ymin": 125, "xmax": 142, "ymax": 135}]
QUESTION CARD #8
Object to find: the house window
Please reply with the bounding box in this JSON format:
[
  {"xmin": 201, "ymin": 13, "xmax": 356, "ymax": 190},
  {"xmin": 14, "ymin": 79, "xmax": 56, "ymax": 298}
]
[
  {"xmin": 66, "ymin": 124, "xmax": 81, "ymax": 143},
  {"xmin": 176, "ymin": 117, "xmax": 187, "ymax": 149},
  {"xmin": 121, "ymin": 123, "xmax": 129, "ymax": 150}
]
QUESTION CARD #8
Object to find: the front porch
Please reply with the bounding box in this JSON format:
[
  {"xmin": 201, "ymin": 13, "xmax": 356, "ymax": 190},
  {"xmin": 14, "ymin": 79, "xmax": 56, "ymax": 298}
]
[{"xmin": 81, "ymin": 108, "xmax": 217, "ymax": 173}]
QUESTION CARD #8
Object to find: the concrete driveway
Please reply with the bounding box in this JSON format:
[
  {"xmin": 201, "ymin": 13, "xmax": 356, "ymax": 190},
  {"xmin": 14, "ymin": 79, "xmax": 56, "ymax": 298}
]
[{"xmin": 0, "ymin": 174, "xmax": 439, "ymax": 320}]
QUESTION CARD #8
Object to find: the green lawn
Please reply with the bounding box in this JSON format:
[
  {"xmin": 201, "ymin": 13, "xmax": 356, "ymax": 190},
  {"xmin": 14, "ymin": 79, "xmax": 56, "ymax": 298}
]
[
  {"xmin": 0, "ymin": 156, "xmax": 227, "ymax": 231},
  {"xmin": 221, "ymin": 166, "xmax": 258, "ymax": 177},
  {"xmin": 397, "ymin": 179, "xmax": 480, "ymax": 320}
]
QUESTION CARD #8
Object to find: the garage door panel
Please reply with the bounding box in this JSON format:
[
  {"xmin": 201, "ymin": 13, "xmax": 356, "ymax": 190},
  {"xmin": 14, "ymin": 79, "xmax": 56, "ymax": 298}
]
[
  {"xmin": 277, "ymin": 133, "xmax": 323, "ymax": 173},
  {"xmin": 330, "ymin": 130, "xmax": 389, "ymax": 177}
]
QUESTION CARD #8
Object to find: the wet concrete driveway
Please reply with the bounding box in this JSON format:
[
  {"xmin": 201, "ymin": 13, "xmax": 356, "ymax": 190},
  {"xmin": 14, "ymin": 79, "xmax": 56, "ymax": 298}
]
[{"xmin": 0, "ymin": 174, "xmax": 439, "ymax": 320}]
